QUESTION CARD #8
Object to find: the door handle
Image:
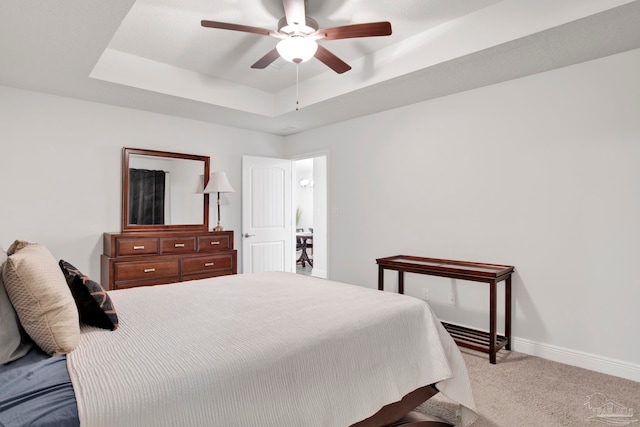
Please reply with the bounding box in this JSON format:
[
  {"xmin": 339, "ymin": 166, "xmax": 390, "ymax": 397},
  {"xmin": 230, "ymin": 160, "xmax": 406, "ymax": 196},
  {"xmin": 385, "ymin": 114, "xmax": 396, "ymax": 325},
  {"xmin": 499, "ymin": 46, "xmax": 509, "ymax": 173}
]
[{"xmin": 244, "ymin": 233, "xmax": 255, "ymax": 238}]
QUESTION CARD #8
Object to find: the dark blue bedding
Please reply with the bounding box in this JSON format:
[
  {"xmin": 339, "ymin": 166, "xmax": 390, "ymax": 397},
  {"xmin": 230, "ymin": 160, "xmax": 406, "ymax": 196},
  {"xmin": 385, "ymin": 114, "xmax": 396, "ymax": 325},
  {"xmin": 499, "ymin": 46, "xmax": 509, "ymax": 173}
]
[{"xmin": 0, "ymin": 348, "xmax": 78, "ymax": 427}]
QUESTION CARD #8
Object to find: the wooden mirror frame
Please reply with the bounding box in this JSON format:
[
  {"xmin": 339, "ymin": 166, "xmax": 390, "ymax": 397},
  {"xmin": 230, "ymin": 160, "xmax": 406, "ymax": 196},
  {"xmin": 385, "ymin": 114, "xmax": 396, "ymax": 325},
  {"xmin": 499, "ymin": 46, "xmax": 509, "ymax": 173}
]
[{"xmin": 122, "ymin": 147, "xmax": 210, "ymax": 233}]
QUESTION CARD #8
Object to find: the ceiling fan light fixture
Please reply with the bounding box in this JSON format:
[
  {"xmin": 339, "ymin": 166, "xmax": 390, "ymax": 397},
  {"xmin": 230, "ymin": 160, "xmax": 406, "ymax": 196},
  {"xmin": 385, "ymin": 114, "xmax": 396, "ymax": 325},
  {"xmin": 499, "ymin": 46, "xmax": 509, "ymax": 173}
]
[
  {"xmin": 202, "ymin": 2, "xmax": 392, "ymax": 73},
  {"xmin": 276, "ymin": 37, "xmax": 318, "ymax": 64}
]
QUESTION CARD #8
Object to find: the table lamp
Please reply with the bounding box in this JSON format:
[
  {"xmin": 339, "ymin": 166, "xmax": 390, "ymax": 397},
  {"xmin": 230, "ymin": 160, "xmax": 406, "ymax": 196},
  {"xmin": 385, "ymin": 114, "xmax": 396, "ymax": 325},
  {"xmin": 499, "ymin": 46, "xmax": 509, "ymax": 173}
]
[{"xmin": 203, "ymin": 172, "xmax": 235, "ymax": 231}]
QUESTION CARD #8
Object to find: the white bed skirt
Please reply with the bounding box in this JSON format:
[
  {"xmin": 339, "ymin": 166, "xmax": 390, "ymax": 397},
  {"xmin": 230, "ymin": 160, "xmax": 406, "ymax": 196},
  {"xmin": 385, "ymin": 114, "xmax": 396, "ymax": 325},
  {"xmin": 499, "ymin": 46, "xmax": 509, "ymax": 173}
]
[{"xmin": 67, "ymin": 272, "xmax": 477, "ymax": 427}]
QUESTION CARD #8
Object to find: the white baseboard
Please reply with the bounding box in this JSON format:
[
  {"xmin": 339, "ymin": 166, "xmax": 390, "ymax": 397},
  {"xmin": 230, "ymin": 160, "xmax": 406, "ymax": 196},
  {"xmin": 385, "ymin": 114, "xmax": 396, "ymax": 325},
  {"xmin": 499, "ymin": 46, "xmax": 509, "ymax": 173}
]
[
  {"xmin": 311, "ymin": 268, "xmax": 327, "ymax": 279},
  {"xmin": 512, "ymin": 337, "xmax": 640, "ymax": 382}
]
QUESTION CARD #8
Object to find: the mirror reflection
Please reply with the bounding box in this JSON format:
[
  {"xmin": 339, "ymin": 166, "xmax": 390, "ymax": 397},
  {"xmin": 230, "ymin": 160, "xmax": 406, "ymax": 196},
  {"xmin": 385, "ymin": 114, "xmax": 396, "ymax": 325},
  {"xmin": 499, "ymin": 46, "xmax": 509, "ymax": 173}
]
[
  {"xmin": 128, "ymin": 154, "xmax": 205, "ymax": 226},
  {"xmin": 122, "ymin": 148, "xmax": 210, "ymax": 233}
]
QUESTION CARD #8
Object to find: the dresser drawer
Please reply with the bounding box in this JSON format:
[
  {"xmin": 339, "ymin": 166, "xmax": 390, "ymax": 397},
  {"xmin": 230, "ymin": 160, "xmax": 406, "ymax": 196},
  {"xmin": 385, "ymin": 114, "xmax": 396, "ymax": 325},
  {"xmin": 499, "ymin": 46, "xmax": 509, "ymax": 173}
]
[
  {"xmin": 116, "ymin": 238, "xmax": 158, "ymax": 257},
  {"xmin": 114, "ymin": 260, "xmax": 179, "ymax": 282},
  {"xmin": 103, "ymin": 231, "xmax": 236, "ymax": 290},
  {"xmin": 198, "ymin": 234, "xmax": 231, "ymax": 251},
  {"xmin": 160, "ymin": 237, "xmax": 196, "ymax": 254},
  {"xmin": 182, "ymin": 254, "xmax": 233, "ymax": 275}
]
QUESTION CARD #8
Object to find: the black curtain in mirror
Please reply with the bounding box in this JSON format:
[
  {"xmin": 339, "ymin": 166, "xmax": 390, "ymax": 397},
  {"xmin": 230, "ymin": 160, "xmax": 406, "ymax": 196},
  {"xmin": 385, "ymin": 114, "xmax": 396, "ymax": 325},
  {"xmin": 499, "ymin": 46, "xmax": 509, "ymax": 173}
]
[{"xmin": 128, "ymin": 168, "xmax": 166, "ymax": 225}]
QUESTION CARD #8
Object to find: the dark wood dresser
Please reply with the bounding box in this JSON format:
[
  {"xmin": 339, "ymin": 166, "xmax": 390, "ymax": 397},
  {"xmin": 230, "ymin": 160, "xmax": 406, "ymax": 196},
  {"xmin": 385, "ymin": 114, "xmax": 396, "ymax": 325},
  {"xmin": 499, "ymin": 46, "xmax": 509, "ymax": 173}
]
[{"xmin": 101, "ymin": 230, "xmax": 237, "ymax": 290}]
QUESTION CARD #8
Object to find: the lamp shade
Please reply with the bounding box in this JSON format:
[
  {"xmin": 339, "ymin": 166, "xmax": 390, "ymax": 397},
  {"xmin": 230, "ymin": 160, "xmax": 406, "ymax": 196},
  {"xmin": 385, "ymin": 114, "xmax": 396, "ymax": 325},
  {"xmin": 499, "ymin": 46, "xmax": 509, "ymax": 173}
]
[
  {"xmin": 203, "ymin": 172, "xmax": 235, "ymax": 194},
  {"xmin": 276, "ymin": 37, "xmax": 318, "ymax": 64}
]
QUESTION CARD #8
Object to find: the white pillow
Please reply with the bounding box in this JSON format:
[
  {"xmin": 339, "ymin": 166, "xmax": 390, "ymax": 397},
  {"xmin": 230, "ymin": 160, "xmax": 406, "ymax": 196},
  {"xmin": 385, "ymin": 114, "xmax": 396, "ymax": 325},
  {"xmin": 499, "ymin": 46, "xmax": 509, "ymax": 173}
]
[
  {"xmin": 0, "ymin": 244, "xmax": 33, "ymax": 363},
  {"xmin": 2, "ymin": 241, "xmax": 79, "ymax": 355}
]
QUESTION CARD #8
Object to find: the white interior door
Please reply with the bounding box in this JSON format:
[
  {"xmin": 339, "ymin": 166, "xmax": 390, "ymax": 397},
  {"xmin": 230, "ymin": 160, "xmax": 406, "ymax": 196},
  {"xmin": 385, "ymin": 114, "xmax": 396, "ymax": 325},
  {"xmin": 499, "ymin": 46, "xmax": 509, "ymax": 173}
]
[{"xmin": 242, "ymin": 156, "xmax": 293, "ymax": 273}]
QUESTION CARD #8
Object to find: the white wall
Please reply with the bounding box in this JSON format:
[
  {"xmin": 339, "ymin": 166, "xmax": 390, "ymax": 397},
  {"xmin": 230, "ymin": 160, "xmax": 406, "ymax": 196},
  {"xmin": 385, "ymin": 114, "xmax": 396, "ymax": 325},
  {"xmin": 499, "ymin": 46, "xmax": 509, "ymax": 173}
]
[
  {"xmin": 284, "ymin": 49, "xmax": 640, "ymax": 380},
  {"xmin": 0, "ymin": 85, "xmax": 284, "ymax": 278}
]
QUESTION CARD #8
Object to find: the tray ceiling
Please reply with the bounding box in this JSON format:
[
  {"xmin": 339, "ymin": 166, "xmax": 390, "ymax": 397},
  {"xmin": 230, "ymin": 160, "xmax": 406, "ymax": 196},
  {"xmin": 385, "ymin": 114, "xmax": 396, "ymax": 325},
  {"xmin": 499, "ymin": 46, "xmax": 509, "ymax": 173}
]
[{"xmin": 1, "ymin": 0, "xmax": 639, "ymax": 135}]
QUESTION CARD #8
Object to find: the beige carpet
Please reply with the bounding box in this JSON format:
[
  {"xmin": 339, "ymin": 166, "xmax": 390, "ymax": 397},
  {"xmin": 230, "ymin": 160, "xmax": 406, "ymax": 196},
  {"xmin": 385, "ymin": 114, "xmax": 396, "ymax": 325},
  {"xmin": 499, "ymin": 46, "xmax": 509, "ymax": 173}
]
[{"xmin": 415, "ymin": 348, "xmax": 640, "ymax": 426}]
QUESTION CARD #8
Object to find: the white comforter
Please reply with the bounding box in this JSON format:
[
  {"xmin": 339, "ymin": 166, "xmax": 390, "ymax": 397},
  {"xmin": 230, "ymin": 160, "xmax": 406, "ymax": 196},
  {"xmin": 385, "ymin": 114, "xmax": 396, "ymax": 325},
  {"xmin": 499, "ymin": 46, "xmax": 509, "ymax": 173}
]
[{"xmin": 67, "ymin": 272, "xmax": 477, "ymax": 427}]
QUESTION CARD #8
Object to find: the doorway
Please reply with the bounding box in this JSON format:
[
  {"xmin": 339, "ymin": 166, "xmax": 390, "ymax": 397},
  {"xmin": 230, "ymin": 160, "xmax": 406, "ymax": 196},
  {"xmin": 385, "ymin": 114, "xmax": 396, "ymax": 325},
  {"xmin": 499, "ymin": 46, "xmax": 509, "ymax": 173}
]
[
  {"xmin": 241, "ymin": 154, "xmax": 327, "ymax": 278},
  {"xmin": 293, "ymin": 155, "xmax": 327, "ymax": 279}
]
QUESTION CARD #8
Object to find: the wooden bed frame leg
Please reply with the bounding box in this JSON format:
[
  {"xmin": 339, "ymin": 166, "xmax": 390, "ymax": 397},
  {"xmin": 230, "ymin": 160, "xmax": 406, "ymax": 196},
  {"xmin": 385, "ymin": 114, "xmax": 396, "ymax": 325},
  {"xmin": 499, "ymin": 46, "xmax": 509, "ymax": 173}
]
[
  {"xmin": 349, "ymin": 385, "xmax": 451, "ymax": 427},
  {"xmin": 389, "ymin": 412, "xmax": 453, "ymax": 427}
]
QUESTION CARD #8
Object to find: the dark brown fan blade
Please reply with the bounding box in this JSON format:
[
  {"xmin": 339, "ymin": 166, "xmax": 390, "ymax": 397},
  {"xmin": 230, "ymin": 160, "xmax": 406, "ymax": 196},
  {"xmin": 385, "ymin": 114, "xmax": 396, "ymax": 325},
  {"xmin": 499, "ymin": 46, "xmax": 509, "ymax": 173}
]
[
  {"xmin": 251, "ymin": 48, "xmax": 281, "ymax": 69},
  {"xmin": 282, "ymin": 0, "xmax": 306, "ymax": 27},
  {"xmin": 201, "ymin": 20, "xmax": 277, "ymax": 37},
  {"xmin": 317, "ymin": 21, "xmax": 392, "ymax": 40},
  {"xmin": 314, "ymin": 45, "xmax": 351, "ymax": 74}
]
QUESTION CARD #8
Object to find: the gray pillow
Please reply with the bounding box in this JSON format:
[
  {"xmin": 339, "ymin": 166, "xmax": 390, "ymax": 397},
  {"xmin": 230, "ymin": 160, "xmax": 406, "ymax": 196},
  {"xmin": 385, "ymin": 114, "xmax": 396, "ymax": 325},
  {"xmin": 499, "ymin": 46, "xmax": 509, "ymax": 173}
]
[{"xmin": 0, "ymin": 244, "xmax": 33, "ymax": 364}]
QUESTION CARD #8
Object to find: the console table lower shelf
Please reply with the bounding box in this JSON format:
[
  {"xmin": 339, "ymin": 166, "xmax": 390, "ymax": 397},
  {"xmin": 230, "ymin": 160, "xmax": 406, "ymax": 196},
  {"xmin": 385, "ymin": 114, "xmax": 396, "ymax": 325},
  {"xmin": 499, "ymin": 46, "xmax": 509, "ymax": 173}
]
[
  {"xmin": 441, "ymin": 322, "xmax": 509, "ymax": 356},
  {"xmin": 376, "ymin": 255, "xmax": 515, "ymax": 364}
]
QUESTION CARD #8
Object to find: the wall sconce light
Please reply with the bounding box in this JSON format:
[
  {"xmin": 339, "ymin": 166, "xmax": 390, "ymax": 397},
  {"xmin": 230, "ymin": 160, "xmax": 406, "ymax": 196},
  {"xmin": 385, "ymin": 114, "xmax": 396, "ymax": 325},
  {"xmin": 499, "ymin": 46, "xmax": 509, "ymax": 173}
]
[{"xmin": 299, "ymin": 179, "xmax": 314, "ymax": 188}]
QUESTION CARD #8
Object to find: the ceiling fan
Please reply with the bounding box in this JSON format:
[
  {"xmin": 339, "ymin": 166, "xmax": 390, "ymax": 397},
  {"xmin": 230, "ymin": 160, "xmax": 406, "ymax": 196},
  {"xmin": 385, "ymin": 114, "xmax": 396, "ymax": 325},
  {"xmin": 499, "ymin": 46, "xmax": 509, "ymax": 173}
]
[{"xmin": 201, "ymin": 0, "xmax": 392, "ymax": 74}]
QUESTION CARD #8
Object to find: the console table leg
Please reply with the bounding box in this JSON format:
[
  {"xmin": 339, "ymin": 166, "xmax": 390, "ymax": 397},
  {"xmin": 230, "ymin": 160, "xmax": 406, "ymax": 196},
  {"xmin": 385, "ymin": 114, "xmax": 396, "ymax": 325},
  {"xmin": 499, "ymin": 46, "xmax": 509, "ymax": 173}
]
[
  {"xmin": 505, "ymin": 276, "xmax": 512, "ymax": 351},
  {"xmin": 399, "ymin": 271, "xmax": 404, "ymax": 295},
  {"xmin": 489, "ymin": 280, "xmax": 497, "ymax": 364},
  {"xmin": 378, "ymin": 265, "xmax": 384, "ymax": 291}
]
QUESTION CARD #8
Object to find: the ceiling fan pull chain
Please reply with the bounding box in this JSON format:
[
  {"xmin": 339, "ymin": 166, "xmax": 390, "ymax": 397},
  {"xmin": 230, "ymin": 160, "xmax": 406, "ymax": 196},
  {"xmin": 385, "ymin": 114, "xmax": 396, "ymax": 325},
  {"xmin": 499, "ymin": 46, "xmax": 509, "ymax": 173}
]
[{"xmin": 296, "ymin": 63, "xmax": 300, "ymax": 111}]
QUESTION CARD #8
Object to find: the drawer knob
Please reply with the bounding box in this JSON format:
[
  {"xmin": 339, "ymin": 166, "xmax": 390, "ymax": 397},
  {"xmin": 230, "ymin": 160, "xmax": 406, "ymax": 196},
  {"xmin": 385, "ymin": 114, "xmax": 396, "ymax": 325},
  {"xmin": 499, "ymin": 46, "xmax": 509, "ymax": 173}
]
[
  {"xmin": 133, "ymin": 245, "xmax": 145, "ymax": 250},
  {"xmin": 144, "ymin": 268, "xmax": 156, "ymax": 273},
  {"xmin": 174, "ymin": 243, "xmax": 185, "ymax": 248},
  {"xmin": 204, "ymin": 262, "xmax": 215, "ymax": 267},
  {"xmin": 210, "ymin": 241, "xmax": 221, "ymax": 245}
]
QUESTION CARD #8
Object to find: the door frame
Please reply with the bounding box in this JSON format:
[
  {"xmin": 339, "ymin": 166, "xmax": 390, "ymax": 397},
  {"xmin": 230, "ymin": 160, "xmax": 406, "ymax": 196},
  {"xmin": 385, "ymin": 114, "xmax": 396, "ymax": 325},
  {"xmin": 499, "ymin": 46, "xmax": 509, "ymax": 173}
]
[{"xmin": 289, "ymin": 150, "xmax": 329, "ymax": 279}]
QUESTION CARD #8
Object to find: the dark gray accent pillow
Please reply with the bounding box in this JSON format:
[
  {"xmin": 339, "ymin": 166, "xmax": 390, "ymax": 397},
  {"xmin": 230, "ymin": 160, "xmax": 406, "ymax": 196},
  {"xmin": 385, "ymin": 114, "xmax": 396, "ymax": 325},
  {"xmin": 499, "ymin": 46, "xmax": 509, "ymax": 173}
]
[{"xmin": 59, "ymin": 260, "xmax": 119, "ymax": 331}]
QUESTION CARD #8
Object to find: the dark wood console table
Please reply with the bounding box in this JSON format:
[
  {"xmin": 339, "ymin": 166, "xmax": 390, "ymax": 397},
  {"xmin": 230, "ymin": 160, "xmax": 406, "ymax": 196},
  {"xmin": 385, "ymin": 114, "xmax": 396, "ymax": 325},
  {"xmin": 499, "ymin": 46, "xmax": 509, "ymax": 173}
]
[{"xmin": 376, "ymin": 255, "xmax": 514, "ymax": 364}]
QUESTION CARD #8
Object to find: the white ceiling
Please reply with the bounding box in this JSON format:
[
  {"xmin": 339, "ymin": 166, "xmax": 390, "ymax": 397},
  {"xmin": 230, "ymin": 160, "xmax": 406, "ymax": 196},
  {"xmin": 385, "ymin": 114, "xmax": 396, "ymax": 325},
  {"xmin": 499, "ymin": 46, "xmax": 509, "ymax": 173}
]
[{"xmin": 1, "ymin": 0, "xmax": 639, "ymax": 135}]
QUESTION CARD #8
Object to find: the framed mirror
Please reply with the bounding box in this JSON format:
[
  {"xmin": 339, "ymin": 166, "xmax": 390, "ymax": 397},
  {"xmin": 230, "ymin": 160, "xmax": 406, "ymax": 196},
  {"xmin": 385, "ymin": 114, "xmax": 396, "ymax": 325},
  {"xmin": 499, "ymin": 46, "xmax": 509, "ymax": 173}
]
[{"xmin": 122, "ymin": 147, "xmax": 210, "ymax": 233}]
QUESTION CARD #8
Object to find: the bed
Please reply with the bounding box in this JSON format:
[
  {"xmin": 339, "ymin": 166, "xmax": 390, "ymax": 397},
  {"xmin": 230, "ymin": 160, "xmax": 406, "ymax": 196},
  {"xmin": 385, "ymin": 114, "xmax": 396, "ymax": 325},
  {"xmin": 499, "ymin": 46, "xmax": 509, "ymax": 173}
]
[{"xmin": 1, "ymin": 242, "xmax": 477, "ymax": 427}]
